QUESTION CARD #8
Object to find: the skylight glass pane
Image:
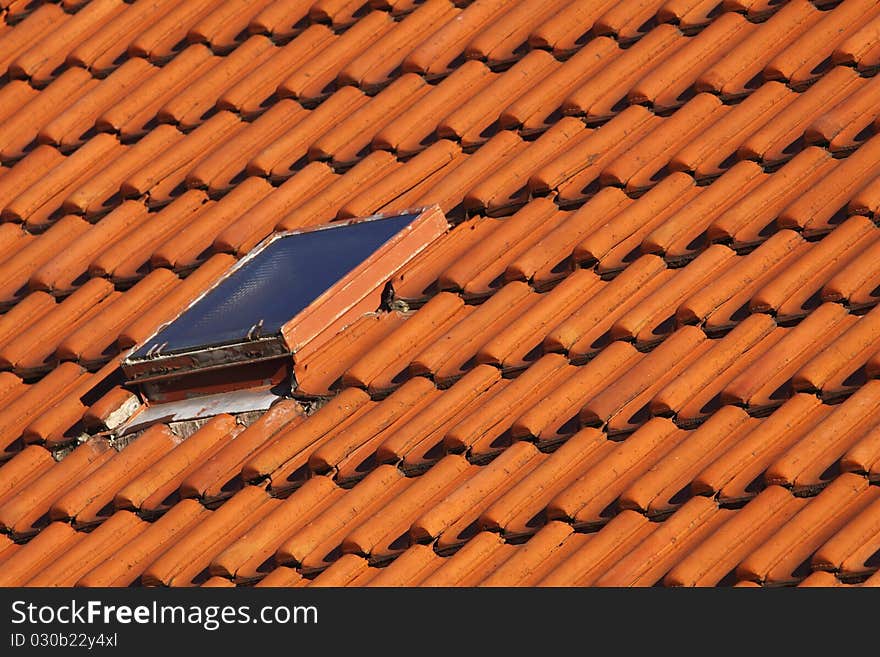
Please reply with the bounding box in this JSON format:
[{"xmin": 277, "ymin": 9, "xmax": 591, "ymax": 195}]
[{"xmin": 133, "ymin": 212, "xmax": 421, "ymax": 358}]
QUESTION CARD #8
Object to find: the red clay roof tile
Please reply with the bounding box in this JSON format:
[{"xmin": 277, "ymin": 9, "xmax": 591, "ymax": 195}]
[
  {"xmin": 664, "ymin": 485, "xmax": 802, "ymax": 586},
  {"xmin": 8, "ymin": 136, "xmax": 125, "ymax": 229},
  {"xmin": 722, "ymin": 303, "xmax": 855, "ymax": 412},
  {"xmin": 294, "ymin": 313, "xmax": 403, "ymax": 398},
  {"xmin": 0, "ymin": 4, "xmax": 67, "ymax": 78},
  {"xmin": 280, "ymin": 11, "xmax": 395, "ymax": 102},
  {"xmin": 576, "ymin": 172, "xmax": 700, "ymax": 273},
  {"xmin": 466, "ymin": 118, "xmax": 586, "ymax": 216},
  {"xmin": 694, "ymin": 393, "xmax": 828, "ymax": 502},
  {"xmin": 375, "ymin": 60, "xmax": 495, "ymax": 156},
  {"xmin": 476, "ymin": 272, "xmax": 601, "ymax": 369},
  {"xmin": 580, "ymin": 325, "xmax": 709, "ymax": 434},
  {"xmin": 63, "ymin": 125, "xmax": 183, "ymax": 219},
  {"xmin": 95, "ymin": 45, "xmax": 218, "ymax": 139},
  {"xmin": 439, "ymin": 198, "xmax": 558, "ymax": 295},
  {"xmin": 313, "ymin": 74, "xmax": 431, "ymax": 166},
  {"xmin": 341, "ymin": 455, "xmax": 471, "ymax": 559},
  {"xmin": 445, "ymin": 354, "xmax": 573, "ymax": 455},
  {"xmin": 528, "ymin": 0, "xmax": 617, "ymax": 53},
  {"xmin": 657, "ymin": 0, "xmax": 726, "ymax": 29},
  {"xmin": 737, "ymin": 473, "xmax": 880, "ymax": 585},
  {"xmin": 377, "ymin": 365, "xmax": 499, "ymax": 470},
  {"xmin": 120, "ymin": 111, "xmax": 242, "ymax": 205},
  {"xmin": 779, "ymin": 138, "xmax": 880, "ymax": 236},
  {"xmin": 821, "ymin": 238, "xmax": 880, "ymax": 309},
  {"xmin": 55, "ymin": 268, "xmax": 179, "ymax": 367},
  {"xmin": 0, "ymin": 521, "xmax": 81, "ymax": 587},
  {"xmin": 629, "ymin": 12, "xmax": 754, "ymax": 111},
  {"xmin": 698, "ymin": 1, "xmax": 822, "ymax": 98},
  {"xmin": 622, "ymin": 406, "xmax": 751, "ymax": 514},
  {"xmin": 178, "ymin": 399, "xmax": 303, "ymax": 502},
  {"xmin": 309, "ymin": 0, "xmax": 371, "ymax": 28},
  {"xmin": 248, "ymin": 0, "xmax": 313, "ymax": 39},
  {"xmin": 82, "ymin": 385, "xmax": 141, "ymax": 432},
  {"xmin": 764, "ymin": 381, "xmax": 880, "ymax": 491},
  {"xmin": 806, "ymin": 74, "xmax": 880, "ymax": 154},
  {"xmin": 275, "ymin": 464, "xmax": 405, "ymax": 570},
  {"xmin": 275, "ymin": 153, "xmax": 399, "ymax": 229},
  {"xmin": 707, "ymin": 146, "xmax": 835, "ymax": 248},
  {"xmin": 4, "ymin": 0, "xmax": 880, "ymax": 589},
  {"xmin": 793, "ymin": 305, "xmax": 880, "ymax": 398},
  {"xmin": 127, "ymin": 0, "xmax": 218, "ymax": 63},
  {"xmin": 551, "ymin": 418, "xmax": 685, "ymax": 526},
  {"xmin": 29, "ymin": 201, "xmax": 148, "ymax": 294},
  {"xmin": 210, "ymin": 475, "xmax": 339, "ymax": 582},
  {"xmin": 241, "ymin": 387, "xmax": 370, "ymax": 483},
  {"xmin": 812, "ymin": 493, "xmax": 880, "ymax": 579},
  {"xmin": 48, "ymin": 424, "xmax": 178, "ymax": 526},
  {"xmin": 188, "ymin": 0, "xmax": 276, "ymax": 51},
  {"xmin": 118, "ymin": 418, "xmax": 238, "ymax": 512},
  {"xmin": 511, "ymin": 341, "xmax": 641, "ymax": 443},
  {"xmin": 643, "ymin": 160, "xmax": 766, "ymax": 260},
  {"xmin": 478, "ymin": 429, "xmax": 609, "ymax": 537},
  {"xmin": 8, "ymin": 0, "xmax": 126, "ymax": 86},
  {"xmin": 89, "ymin": 190, "xmax": 207, "ymax": 282},
  {"xmin": 77, "ymin": 498, "xmax": 208, "ymax": 587},
  {"xmin": 832, "ymin": 11, "xmax": 880, "ymax": 72},
  {"xmin": 189, "ymin": 102, "xmax": 308, "ymax": 193},
  {"xmin": 213, "ymin": 164, "xmax": 335, "ymax": 254},
  {"xmin": 610, "ymin": 244, "xmax": 735, "ymax": 344},
  {"xmin": 0, "ymin": 279, "xmax": 117, "ymax": 375},
  {"xmin": 764, "ymin": 0, "xmax": 880, "ymax": 88},
  {"xmin": 537, "ymin": 510, "xmax": 652, "ymax": 586},
  {"xmin": 739, "ymin": 65, "xmax": 865, "ymax": 167},
  {"xmin": 751, "ymin": 216, "xmax": 879, "ymax": 318},
  {"xmin": 596, "ymin": 496, "xmax": 732, "ymax": 586},
  {"xmin": 150, "ymin": 177, "xmax": 273, "ymax": 270},
  {"xmin": 544, "ymin": 254, "xmax": 669, "ymax": 358},
  {"xmin": 477, "ymin": 521, "xmax": 578, "ymax": 586},
  {"xmin": 409, "ymin": 131, "xmax": 524, "ymax": 217},
  {"xmin": 0, "ymin": 437, "xmax": 112, "ymax": 536},
  {"xmin": 438, "ymin": 50, "xmax": 559, "ymax": 148},
  {"xmin": 594, "ymin": 0, "xmax": 669, "ymax": 42},
  {"xmin": 66, "ymin": 0, "xmax": 181, "ymax": 74},
  {"xmin": 0, "ymin": 445, "xmax": 54, "ymax": 507},
  {"xmin": 342, "ymin": 291, "xmax": 467, "ymax": 393},
  {"xmin": 669, "ymin": 83, "xmax": 796, "ymax": 180},
  {"xmin": 339, "ymin": 0, "xmax": 460, "ymax": 91},
  {"xmin": 650, "ymin": 313, "xmax": 776, "ymax": 416},
  {"xmin": 157, "ymin": 36, "xmax": 277, "ymax": 130},
  {"xmin": 40, "ymin": 58, "xmax": 157, "ymax": 152},
  {"xmin": 26, "ymin": 510, "xmax": 147, "ymax": 586},
  {"xmin": 141, "ymin": 485, "xmax": 277, "ymax": 586}
]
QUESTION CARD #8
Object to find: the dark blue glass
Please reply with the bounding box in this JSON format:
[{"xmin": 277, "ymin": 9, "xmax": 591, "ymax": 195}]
[{"xmin": 132, "ymin": 213, "xmax": 419, "ymax": 358}]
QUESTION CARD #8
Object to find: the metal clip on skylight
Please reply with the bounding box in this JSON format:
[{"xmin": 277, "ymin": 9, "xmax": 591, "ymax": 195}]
[{"xmin": 121, "ymin": 206, "xmax": 448, "ymax": 400}]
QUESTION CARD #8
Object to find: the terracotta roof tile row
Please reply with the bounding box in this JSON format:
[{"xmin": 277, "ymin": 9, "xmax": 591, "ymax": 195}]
[
  {"xmin": 5, "ymin": 418, "xmax": 880, "ymax": 586},
  {"xmin": 3, "ymin": 0, "xmax": 880, "ymax": 587}
]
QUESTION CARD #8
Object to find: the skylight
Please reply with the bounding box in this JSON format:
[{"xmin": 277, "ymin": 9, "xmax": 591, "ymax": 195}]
[{"xmin": 122, "ymin": 207, "xmax": 448, "ymax": 393}]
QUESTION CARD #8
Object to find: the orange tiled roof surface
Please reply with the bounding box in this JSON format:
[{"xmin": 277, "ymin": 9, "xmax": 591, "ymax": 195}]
[{"xmin": 2, "ymin": 0, "xmax": 880, "ymax": 588}]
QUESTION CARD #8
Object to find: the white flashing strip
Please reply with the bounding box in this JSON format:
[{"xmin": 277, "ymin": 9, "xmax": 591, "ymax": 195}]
[{"xmin": 117, "ymin": 388, "xmax": 281, "ymax": 436}]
